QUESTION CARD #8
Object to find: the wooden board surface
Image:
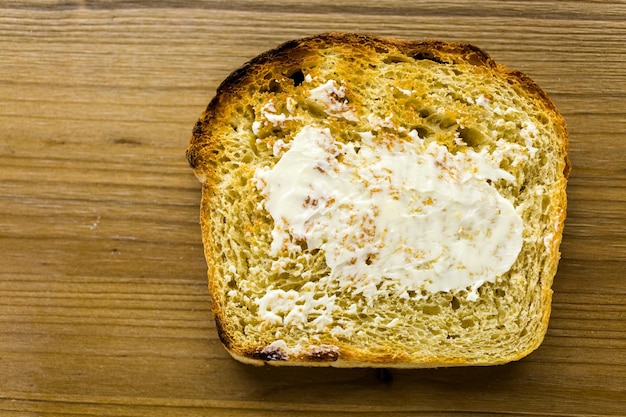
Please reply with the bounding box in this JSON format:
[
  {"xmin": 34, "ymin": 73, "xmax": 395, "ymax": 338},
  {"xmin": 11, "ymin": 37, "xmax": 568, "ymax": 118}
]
[{"xmin": 1, "ymin": 1, "xmax": 625, "ymax": 416}]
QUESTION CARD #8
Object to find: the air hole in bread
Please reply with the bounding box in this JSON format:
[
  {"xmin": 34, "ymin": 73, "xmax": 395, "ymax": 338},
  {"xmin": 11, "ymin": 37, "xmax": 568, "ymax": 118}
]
[
  {"xmin": 438, "ymin": 116, "xmax": 457, "ymax": 129},
  {"xmin": 413, "ymin": 52, "xmax": 448, "ymax": 65},
  {"xmin": 541, "ymin": 195, "xmax": 551, "ymax": 213},
  {"xmin": 304, "ymin": 102, "xmax": 327, "ymax": 118},
  {"xmin": 423, "ymin": 305, "xmax": 441, "ymax": 315},
  {"xmin": 450, "ymin": 296, "xmax": 461, "ymax": 310},
  {"xmin": 413, "ymin": 126, "xmax": 431, "ymax": 139},
  {"xmin": 295, "ymin": 238, "xmax": 308, "ymax": 251},
  {"xmin": 268, "ymin": 79, "xmax": 282, "ymax": 93},
  {"xmin": 383, "ymin": 54, "xmax": 412, "ymax": 64},
  {"xmin": 461, "ymin": 319, "xmax": 474, "ymax": 328},
  {"xmin": 457, "ymin": 127, "xmax": 484, "ymax": 149},
  {"xmin": 287, "ymin": 69, "xmax": 305, "ymax": 86},
  {"xmin": 418, "ymin": 108, "xmax": 431, "ymax": 118}
]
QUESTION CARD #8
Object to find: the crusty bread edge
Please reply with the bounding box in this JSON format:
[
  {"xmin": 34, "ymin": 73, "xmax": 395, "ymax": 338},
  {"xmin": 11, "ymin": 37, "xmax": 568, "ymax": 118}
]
[
  {"xmin": 187, "ymin": 32, "xmax": 570, "ymax": 179},
  {"xmin": 227, "ymin": 350, "xmax": 530, "ymax": 368},
  {"xmin": 190, "ymin": 32, "xmax": 570, "ymax": 368}
]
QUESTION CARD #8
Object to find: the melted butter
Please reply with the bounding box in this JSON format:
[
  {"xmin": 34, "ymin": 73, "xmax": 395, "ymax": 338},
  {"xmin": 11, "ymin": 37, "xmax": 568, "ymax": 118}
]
[
  {"xmin": 308, "ymin": 80, "xmax": 358, "ymax": 121},
  {"xmin": 256, "ymin": 282, "xmax": 336, "ymax": 332},
  {"xmin": 255, "ymin": 126, "xmax": 524, "ymax": 302}
]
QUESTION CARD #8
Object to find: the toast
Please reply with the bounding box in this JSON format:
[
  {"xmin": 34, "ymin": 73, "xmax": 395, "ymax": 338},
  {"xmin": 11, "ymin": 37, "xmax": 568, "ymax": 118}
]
[{"xmin": 187, "ymin": 33, "xmax": 569, "ymax": 367}]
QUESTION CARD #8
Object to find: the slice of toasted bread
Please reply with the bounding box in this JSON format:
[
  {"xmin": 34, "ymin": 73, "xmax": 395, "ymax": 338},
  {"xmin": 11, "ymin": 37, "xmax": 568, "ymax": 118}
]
[{"xmin": 187, "ymin": 33, "xmax": 569, "ymax": 367}]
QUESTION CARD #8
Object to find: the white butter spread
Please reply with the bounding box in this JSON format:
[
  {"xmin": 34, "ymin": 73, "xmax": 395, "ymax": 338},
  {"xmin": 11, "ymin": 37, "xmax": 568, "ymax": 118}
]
[
  {"xmin": 396, "ymin": 86, "xmax": 413, "ymax": 96},
  {"xmin": 308, "ymin": 80, "xmax": 358, "ymax": 121},
  {"xmin": 520, "ymin": 121, "xmax": 539, "ymax": 158},
  {"xmin": 476, "ymin": 95, "xmax": 490, "ymax": 109},
  {"xmin": 254, "ymin": 125, "xmax": 524, "ymax": 324},
  {"xmin": 253, "ymin": 99, "xmax": 293, "ymax": 135},
  {"xmin": 256, "ymin": 282, "xmax": 336, "ymax": 332}
]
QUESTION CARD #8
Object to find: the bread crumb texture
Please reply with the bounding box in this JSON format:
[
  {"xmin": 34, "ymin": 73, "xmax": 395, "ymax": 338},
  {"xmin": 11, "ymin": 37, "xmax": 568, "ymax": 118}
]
[{"xmin": 187, "ymin": 33, "xmax": 569, "ymax": 367}]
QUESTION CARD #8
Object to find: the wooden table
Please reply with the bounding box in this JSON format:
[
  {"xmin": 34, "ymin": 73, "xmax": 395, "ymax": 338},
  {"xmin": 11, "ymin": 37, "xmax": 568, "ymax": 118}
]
[{"xmin": 1, "ymin": 1, "xmax": 625, "ymax": 416}]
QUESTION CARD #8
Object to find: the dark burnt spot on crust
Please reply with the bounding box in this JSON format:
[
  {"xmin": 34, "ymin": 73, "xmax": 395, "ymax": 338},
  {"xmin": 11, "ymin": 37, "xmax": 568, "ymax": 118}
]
[
  {"xmin": 214, "ymin": 315, "xmax": 235, "ymax": 351},
  {"xmin": 212, "ymin": 38, "xmax": 307, "ymax": 100},
  {"xmin": 256, "ymin": 350, "xmax": 288, "ymax": 362},
  {"xmin": 306, "ymin": 346, "xmax": 340, "ymax": 362},
  {"xmin": 185, "ymin": 146, "xmax": 198, "ymax": 169},
  {"xmin": 459, "ymin": 43, "xmax": 494, "ymax": 67},
  {"xmin": 206, "ymin": 33, "xmax": 506, "ymax": 111},
  {"xmin": 505, "ymin": 69, "xmax": 561, "ymax": 114},
  {"xmin": 246, "ymin": 344, "xmax": 340, "ymax": 363},
  {"xmin": 205, "ymin": 33, "xmax": 502, "ymax": 120},
  {"xmin": 410, "ymin": 40, "xmax": 494, "ymax": 67},
  {"xmin": 187, "ymin": 111, "xmax": 220, "ymax": 170},
  {"xmin": 249, "ymin": 346, "xmax": 288, "ymax": 362},
  {"xmin": 192, "ymin": 119, "xmax": 204, "ymax": 136}
]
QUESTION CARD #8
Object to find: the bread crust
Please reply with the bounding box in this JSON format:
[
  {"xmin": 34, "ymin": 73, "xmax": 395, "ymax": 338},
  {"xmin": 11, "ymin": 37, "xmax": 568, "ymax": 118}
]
[
  {"xmin": 188, "ymin": 32, "xmax": 569, "ymax": 368},
  {"xmin": 188, "ymin": 33, "xmax": 569, "ymax": 178}
]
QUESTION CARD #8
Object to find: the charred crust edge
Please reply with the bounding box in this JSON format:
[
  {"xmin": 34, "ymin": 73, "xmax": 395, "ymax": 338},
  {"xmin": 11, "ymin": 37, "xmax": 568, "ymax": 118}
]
[
  {"xmin": 197, "ymin": 33, "xmax": 503, "ymax": 124},
  {"xmin": 213, "ymin": 313, "xmax": 235, "ymax": 351},
  {"xmin": 248, "ymin": 347, "xmax": 288, "ymax": 362},
  {"xmin": 244, "ymin": 344, "xmax": 341, "ymax": 363},
  {"xmin": 306, "ymin": 347, "xmax": 340, "ymax": 362},
  {"xmin": 186, "ymin": 33, "xmax": 499, "ymax": 170}
]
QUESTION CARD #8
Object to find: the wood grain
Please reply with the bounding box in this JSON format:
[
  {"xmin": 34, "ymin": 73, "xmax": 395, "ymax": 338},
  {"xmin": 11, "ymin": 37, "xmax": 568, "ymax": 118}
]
[{"xmin": 1, "ymin": 1, "xmax": 625, "ymax": 416}]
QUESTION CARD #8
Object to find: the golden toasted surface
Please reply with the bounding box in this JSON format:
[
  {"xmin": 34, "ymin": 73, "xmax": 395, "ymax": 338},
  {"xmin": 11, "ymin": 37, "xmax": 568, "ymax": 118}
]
[{"xmin": 187, "ymin": 32, "xmax": 569, "ymax": 367}]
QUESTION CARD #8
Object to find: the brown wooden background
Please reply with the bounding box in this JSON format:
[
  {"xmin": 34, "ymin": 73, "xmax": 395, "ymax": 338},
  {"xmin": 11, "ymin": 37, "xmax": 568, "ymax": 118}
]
[{"xmin": 1, "ymin": 1, "xmax": 625, "ymax": 416}]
